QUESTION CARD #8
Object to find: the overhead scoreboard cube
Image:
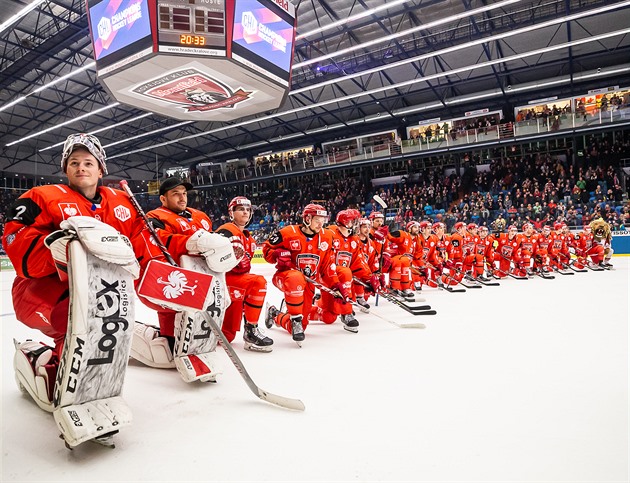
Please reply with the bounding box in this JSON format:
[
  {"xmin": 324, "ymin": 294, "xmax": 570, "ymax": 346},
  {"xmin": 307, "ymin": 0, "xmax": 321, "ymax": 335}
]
[{"xmin": 86, "ymin": 0, "xmax": 296, "ymax": 121}]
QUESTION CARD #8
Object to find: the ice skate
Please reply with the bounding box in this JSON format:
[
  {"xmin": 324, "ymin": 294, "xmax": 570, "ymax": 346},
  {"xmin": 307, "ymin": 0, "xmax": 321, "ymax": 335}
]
[
  {"xmin": 265, "ymin": 303, "xmax": 280, "ymax": 329},
  {"xmin": 243, "ymin": 323, "xmax": 273, "ymax": 353},
  {"xmin": 341, "ymin": 313, "xmax": 359, "ymax": 333},
  {"xmin": 355, "ymin": 297, "xmax": 370, "ymax": 313},
  {"xmin": 290, "ymin": 315, "xmax": 305, "ymax": 346}
]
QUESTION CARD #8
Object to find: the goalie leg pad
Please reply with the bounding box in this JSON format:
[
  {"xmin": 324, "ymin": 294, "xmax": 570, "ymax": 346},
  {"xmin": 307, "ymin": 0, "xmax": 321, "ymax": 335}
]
[
  {"xmin": 53, "ymin": 242, "xmax": 135, "ymax": 445},
  {"xmin": 174, "ymin": 352, "xmax": 222, "ymax": 383},
  {"xmin": 54, "ymin": 396, "xmax": 132, "ymax": 448},
  {"xmin": 172, "ymin": 255, "xmax": 230, "ymax": 382},
  {"xmin": 130, "ymin": 322, "xmax": 175, "ymax": 369}
]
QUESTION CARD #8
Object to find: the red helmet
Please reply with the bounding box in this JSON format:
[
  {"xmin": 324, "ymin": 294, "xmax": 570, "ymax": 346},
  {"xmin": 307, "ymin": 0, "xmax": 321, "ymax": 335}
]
[
  {"xmin": 543, "ymin": 225, "xmax": 551, "ymax": 233},
  {"xmin": 432, "ymin": 222, "xmax": 445, "ymax": 231},
  {"xmin": 228, "ymin": 196, "xmax": 252, "ymax": 222},
  {"xmin": 369, "ymin": 211, "xmax": 384, "ymax": 220},
  {"xmin": 406, "ymin": 220, "xmax": 419, "ymax": 232},
  {"xmin": 418, "ymin": 221, "xmax": 431, "ymax": 230},
  {"xmin": 479, "ymin": 225, "xmax": 489, "ymax": 233},
  {"xmin": 553, "ymin": 222, "xmax": 563, "ymax": 231},
  {"xmin": 336, "ymin": 209, "xmax": 361, "ymax": 229},
  {"xmin": 454, "ymin": 222, "xmax": 466, "ymax": 232},
  {"xmin": 583, "ymin": 225, "xmax": 592, "ymax": 232},
  {"xmin": 523, "ymin": 222, "xmax": 533, "ymax": 231},
  {"xmin": 358, "ymin": 218, "xmax": 371, "ymax": 228},
  {"xmin": 467, "ymin": 223, "xmax": 478, "ymax": 231},
  {"xmin": 508, "ymin": 224, "xmax": 518, "ymax": 232},
  {"xmin": 303, "ymin": 203, "xmax": 328, "ymax": 221}
]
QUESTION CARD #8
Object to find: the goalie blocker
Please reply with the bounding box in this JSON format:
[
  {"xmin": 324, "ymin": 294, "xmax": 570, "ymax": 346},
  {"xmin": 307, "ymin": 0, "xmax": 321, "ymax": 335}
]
[{"xmin": 135, "ymin": 257, "xmax": 230, "ymax": 383}]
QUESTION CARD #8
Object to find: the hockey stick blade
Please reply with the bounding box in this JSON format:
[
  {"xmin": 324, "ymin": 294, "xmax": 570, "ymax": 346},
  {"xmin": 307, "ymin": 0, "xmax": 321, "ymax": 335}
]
[{"xmin": 372, "ymin": 194, "xmax": 388, "ymax": 209}]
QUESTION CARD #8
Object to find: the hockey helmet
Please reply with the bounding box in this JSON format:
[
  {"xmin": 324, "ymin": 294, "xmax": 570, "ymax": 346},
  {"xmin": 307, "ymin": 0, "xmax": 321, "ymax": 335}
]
[
  {"xmin": 553, "ymin": 222, "xmax": 563, "ymax": 231},
  {"xmin": 369, "ymin": 211, "xmax": 384, "ymax": 220},
  {"xmin": 454, "ymin": 222, "xmax": 466, "ymax": 232},
  {"xmin": 479, "ymin": 225, "xmax": 489, "ymax": 233},
  {"xmin": 508, "ymin": 224, "xmax": 518, "ymax": 232},
  {"xmin": 62, "ymin": 133, "xmax": 107, "ymax": 174},
  {"xmin": 228, "ymin": 196, "xmax": 253, "ymax": 223},
  {"xmin": 583, "ymin": 225, "xmax": 592, "ymax": 232},
  {"xmin": 542, "ymin": 225, "xmax": 551, "ymax": 233},
  {"xmin": 432, "ymin": 222, "xmax": 445, "ymax": 232},
  {"xmin": 406, "ymin": 220, "xmax": 420, "ymax": 232},
  {"xmin": 336, "ymin": 209, "xmax": 361, "ymax": 230},
  {"xmin": 418, "ymin": 221, "xmax": 431, "ymax": 231},
  {"xmin": 523, "ymin": 222, "xmax": 534, "ymax": 231},
  {"xmin": 303, "ymin": 203, "xmax": 329, "ymax": 222},
  {"xmin": 358, "ymin": 218, "xmax": 371, "ymax": 228},
  {"xmin": 467, "ymin": 223, "xmax": 478, "ymax": 231}
]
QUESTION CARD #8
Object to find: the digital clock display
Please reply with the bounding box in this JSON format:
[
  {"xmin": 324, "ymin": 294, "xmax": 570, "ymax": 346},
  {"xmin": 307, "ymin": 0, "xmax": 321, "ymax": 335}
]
[{"xmin": 180, "ymin": 34, "xmax": 206, "ymax": 46}]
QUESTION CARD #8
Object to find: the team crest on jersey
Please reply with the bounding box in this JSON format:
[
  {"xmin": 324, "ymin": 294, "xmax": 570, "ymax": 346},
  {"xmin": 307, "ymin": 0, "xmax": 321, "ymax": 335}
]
[
  {"xmin": 157, "ymin": 270, "xmax": 198, "ymax": 299},
  {"xmin": 350, "ymin": 240, "xmax": 357, "ymax": 249},
  {"xmin": 177, "ymin": 219, "xmax": 191, "ymax": 231},
  {"xmin": 232, "ymin": 289, "xmax": 243, "ymax": 300},
  {"xmin": 114, "ymin": 205, "xmax": 131, "ymax": 222},
  {"xmin": 332, "ymin": 239, "xmax": 340, "ymax": 250},
  {"xmin": 58, "ymin": 203, "xmax": 80, "ymax": 220},
  {"xmin": 5, "ymin": 233, "xmax": 15, "ymax": 246},
  {"xmin": 290, "ymin": 239, "xmax": 300, "ymax": 251},
  {"xmin": 319, "ymin": 241, "xmax": 329, "ymax": 251},
  {"xmin": 201, "ymin": 219, "xmax": 210, "ymax": 231},
  {"xmin": 296, "ymin": 253, "xmax": 320, "ymax": 277}
]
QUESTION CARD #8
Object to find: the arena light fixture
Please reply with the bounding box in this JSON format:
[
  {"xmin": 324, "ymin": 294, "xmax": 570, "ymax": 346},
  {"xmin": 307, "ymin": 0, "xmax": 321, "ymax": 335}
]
[
  {"xmin": 6, "ymin": 103, "xmax": 120, "ymax": 147},
  {"xmin": 0, "ymin": 0, "xmax": 47, "ymax": 35},
  {"xmin": 291, "ymin": 0, "xmax": 630, "ymax": 94},
  {"xmin": 38, "ymin": 112, "xmax": 154, "ymax": 153},
  {"xmin": 0, "ymin": 61, "xmax": 96, "ymax": 114},
  {"xmin": 296, "ymin": 0, "xmax": 411, "ymax": 40},
  {"xmin": 295, "ymin": 0, "xmax": 522, "ymax": 68}
]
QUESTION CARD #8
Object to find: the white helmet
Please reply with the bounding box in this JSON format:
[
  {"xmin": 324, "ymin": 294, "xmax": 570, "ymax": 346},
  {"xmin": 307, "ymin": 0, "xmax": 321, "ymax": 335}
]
[{"xmin": 61, "ymin": 133, "xmax": 107, "ymax": 174}]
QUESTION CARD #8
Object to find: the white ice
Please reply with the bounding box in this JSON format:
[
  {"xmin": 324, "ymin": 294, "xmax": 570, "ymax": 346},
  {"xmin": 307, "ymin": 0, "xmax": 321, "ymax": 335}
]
[{"xmin": 2, "ymin": 260, "xmax": 628, "ymax": 482}]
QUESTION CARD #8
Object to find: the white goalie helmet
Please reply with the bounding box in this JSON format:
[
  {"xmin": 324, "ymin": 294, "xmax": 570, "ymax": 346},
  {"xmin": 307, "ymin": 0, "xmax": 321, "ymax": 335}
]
[{"xmin": 61, "ymin": 133, "xmax": 107, "ymax": 174}]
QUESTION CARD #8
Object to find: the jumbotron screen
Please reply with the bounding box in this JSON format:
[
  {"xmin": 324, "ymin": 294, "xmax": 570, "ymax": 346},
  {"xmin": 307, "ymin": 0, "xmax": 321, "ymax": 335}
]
[
  {"xmin": 231, "ymin": 0, "xmax": 294, "ymax": 82},
  {"xmin": 88, "ymin": 0, "xmax": 153, "ymax": 61}
]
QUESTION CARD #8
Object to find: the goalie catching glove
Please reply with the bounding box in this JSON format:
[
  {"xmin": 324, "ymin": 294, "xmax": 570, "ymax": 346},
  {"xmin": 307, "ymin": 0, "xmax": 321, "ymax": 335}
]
[
  {"xmin": 45, "ymin": 216, "xmax": 139, "ymax": 280},
  {"xmin": 186, "ymin": 230, "xmax": 240, "ymax": 273}
]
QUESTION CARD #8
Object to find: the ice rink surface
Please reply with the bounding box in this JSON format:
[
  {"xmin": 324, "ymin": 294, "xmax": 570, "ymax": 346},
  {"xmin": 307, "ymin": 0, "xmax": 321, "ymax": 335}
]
[{"xmin": 1, "ymin": 259, "xmax": 628, "ymax": 483}]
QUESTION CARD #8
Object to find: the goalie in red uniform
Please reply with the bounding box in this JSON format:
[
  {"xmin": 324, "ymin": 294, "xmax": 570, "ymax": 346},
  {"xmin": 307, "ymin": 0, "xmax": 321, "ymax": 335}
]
[{"xmin": 1, "ymin": 134, "xmax": 236, "ymax": 447}]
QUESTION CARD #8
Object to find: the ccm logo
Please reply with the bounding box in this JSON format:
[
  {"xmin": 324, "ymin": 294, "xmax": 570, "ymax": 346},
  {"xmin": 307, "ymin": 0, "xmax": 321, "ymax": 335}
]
[
  {"xmin": 101, "ymin": 236, "xmax": 119, "ymax": 242},
  {"xmin": 220, "ymin": 253, "xmax": 233, "ymax": 262}
]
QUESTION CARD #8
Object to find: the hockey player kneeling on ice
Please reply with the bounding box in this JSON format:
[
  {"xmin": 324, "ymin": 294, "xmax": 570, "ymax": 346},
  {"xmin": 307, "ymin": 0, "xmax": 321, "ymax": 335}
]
[
  {"xmin": 215, "ymin": 197, "xmax": 273, "ymax": 352},
  {"xmin": 262, "ymin": 204, "xmax": 340, "ymax": 345},
  {"xmin": 131, "ymin": 177, "xmax": 238, "ymax": 380},
  {"xmin": 2, "ymin": 133, "xmax": 207, "ymax": 449},
  {"xmin": 135, "ymin": 228, "xmax": 239, "ymax": 381}
]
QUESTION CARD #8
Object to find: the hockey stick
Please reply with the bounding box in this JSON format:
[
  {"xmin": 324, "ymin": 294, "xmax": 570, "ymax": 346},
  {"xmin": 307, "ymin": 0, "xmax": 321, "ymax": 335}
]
[
  {"xmin": 352, "ymin": 277, "xmax": 433, "ymax": 315},
  {"xmin": 306, "ymin": 275, "xmax": 433, "ymax": 316},
  {"xmin": 120, "ymin": 181, "xmax": 305, "ymax": 412},
  {"xmin": 348, "ymin": 278, "xmax": 428, "ymax": 327},
  {"xmin": 549, "ymin": 255, "xmax": 574, "ymax": 275},
  {"xmin": 493, "ymin": 250, "xmax": 529, "ymax": 280},
  {"xmin": 372, "ymin": 194, "xmax": 388, "ymax": 307},
  {"xmin": 421, "ymin": 262, "xmax": 467, "ymax": 293}
]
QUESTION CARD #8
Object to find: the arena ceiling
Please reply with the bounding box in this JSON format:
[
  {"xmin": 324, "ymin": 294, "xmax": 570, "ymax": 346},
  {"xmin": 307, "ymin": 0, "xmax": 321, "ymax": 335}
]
[{"xmin": 1, "ymin": 0, "xmax": 630, "ymax": 180}]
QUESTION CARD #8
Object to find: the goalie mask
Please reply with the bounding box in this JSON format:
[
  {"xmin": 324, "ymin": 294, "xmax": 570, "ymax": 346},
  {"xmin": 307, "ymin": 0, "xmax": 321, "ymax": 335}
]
[{"xmin": 62, "ymin": 133, "xmax": 107, "ymax": 174}]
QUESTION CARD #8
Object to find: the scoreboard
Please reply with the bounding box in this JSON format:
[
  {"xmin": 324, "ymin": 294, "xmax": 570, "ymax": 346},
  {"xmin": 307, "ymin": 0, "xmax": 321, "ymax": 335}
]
[
  {"xmin": 86, "ymin": 0, "xmax": 296, "ymax": 121},
  {"xmin": 157, "ymin": 0, "xmax": 226, "ymax": 54}
]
